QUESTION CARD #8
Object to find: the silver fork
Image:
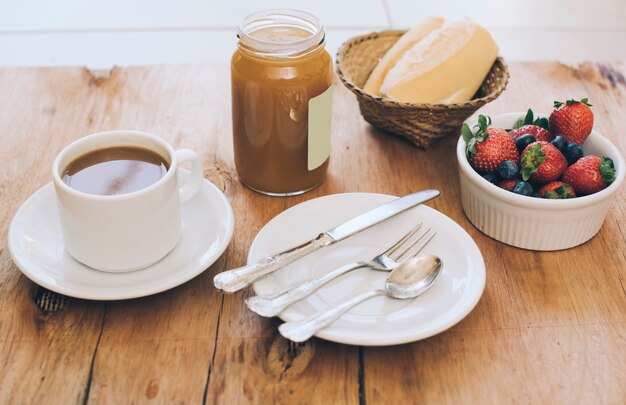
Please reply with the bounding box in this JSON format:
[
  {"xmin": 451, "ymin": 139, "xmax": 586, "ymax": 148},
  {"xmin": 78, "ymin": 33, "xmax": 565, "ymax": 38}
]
[{"xmin": 245, "ymin": 223, "xmax": 436, "ymax": 317}]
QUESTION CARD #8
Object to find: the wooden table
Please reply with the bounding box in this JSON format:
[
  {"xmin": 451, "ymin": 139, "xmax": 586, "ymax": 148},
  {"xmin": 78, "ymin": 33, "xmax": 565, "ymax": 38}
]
[{"xmin": 1, "ymin": 62, "xmax": 625, "ymax": 404}]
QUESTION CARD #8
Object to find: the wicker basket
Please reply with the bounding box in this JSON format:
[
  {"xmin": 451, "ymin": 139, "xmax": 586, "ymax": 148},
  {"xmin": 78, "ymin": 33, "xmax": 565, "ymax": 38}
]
[{"xmin": 336, "ymin": 30, "xmax": 509, "ymax": 148}]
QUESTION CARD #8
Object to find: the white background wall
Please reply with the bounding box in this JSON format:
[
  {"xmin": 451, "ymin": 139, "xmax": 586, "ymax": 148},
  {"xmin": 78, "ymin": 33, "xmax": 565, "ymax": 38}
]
[{"xmin": 1, "ymin": 0, "xmax": 625, "ymax": 68}]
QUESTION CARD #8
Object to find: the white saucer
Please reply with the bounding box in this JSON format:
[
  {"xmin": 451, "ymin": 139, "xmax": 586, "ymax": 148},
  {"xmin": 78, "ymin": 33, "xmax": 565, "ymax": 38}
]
[
  {"xmin": 8, "ymin": 170, "xmax": 234, "ymax": 300},
  {"xmin": 250, "ymin": 193, "xmax": 486, "ymax": 346}
]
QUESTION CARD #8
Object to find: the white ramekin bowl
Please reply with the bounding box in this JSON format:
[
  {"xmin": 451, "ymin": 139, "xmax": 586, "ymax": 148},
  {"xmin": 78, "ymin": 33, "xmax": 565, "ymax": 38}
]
[{"xmin": 457, "ymin": 112, "xmax": 625, "ymax": 251}]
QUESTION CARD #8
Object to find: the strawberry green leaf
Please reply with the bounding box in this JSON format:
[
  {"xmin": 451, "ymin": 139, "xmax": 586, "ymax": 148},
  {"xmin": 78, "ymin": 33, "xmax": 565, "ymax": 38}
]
[
  {"xmin": 478, "ymin": 115, "xmax": 486, "ymax": 127},
  {"xmin": 533, "ymin": 117, "xmax": 550, "ymax": 130},
  {"xmin": 477, "ymin": 115, "xmax": 491, "ymax": 130},
  {"xmin": 563, "ymin": 98, "xmax": 592, "ymax": 107},
  {"xmin": 472, "ymin": 114, "xmax": 492, "ymax": 144},
  {"xmin": 543, "ymin": 184, "xmax": 574, "ymax": 200},
  {"xmin": 603, "ymin": 156, "xmax": 615, "ymax": 168},
  {"xmin": 523, "ymin": 109, "xmax": 534, "ymax": 125},
  {"xmin": 513, "ymin": 117, "xmax": 525, "ymax": 129},
  {"xmin": 544, "ymin": 190, "xmax": 559, "ymax": 199},
  {"xmin": 600, "ymin": 157, "xmax": 616, "ymax": 184},
  {"xmin": 461, "ymin": 123, "xmax": 474, "ymax": 143},
  {"xmin": 475, "ymin": 115, "xmax": 488, "ymax": 129},
  {"xmin": 520, "ymin": 143, "xmax": 546, "ymax": 181},
  {"xmin": 463, "ymin": 122, "xmax": 480, "ymax": 159},
  {"xmin": 465, "ymin": 138, "xmax": 477, "ymax": 159},
  {"xmin": 559, "ymin": 185, "xmax": 574, "ymax": 198},
  {"xmin": 521, "ymin": 167, "xmax": 533, "ymax": 182},
  {"xmin": 554, "ymin": 100, "xmax": 564, "ymax": 108},
  {"xmin": 545, "ymin": 185, "xmax": 574, "ymax": 199}
]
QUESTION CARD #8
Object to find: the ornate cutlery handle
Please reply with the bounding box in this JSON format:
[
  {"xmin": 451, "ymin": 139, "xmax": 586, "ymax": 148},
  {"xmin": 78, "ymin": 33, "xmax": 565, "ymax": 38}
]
[
  {"xmin": 246, "ymin": 261, "xmax": 367, "ymax": 317},
  {"xmin": 278, "ymin": 289, "xmax": 385, "ymax": 342},
  {"xmin": 213, "ymin": 233, "xmax": 334, "ymax": 293}
]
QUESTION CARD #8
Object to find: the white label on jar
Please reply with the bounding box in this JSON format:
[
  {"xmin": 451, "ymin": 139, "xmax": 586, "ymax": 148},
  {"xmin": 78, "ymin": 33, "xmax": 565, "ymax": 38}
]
[{"xmin": 307, "ymin": 85, "xmax": 332, "ymax": 171}]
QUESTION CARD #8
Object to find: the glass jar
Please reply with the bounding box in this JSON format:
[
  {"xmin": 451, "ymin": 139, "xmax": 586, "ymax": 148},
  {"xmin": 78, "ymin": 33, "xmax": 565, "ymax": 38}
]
[{"xmin": 231, "ymin": 9, "xmax": 333, "ymax": 196}]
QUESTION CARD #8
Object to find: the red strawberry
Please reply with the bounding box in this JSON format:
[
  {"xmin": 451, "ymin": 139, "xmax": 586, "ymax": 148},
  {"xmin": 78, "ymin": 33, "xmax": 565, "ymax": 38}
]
[
  {"xmin": 498, "ymin": 179, "xmax": 518, "ymax": 191},
  {"xmin": 520, "ymin": 141, "xmax": 568, "ymax": 184},
  {"xmin": 562, "ymin": 155, "xmax": 615, "ymax": 195},
  {"xmin": 462, "ymin": 115, "xmax": 518, "ymax": 174},
  {"xmin": 509, "ymin": 125, "xmax": 553, "ymax": 142},
  {"xmin": 538, "ymin": 181, "xmax": 576, "ymax": 199},
  {"xmin": 549, "ymin": 98, "xmax": 594, "ymax": 145}
]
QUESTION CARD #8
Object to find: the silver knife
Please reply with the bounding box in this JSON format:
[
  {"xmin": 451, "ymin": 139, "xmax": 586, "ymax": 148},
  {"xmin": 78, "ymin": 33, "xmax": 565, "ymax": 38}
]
[{"xmin": 213, "ymin": 189, "xmax": 440, "ymax": 292}]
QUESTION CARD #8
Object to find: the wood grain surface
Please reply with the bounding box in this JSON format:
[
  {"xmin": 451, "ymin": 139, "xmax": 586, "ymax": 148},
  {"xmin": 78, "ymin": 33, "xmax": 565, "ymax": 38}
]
[{"xmin": 0, "ymin": 61, "xmax": 624, "ymax": 404}]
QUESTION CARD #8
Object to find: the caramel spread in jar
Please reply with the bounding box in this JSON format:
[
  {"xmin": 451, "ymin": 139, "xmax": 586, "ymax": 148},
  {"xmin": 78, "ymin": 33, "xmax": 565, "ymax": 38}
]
[{"xmin": 231, "ymin": 10, "xmax": 332, "ymax": 196}]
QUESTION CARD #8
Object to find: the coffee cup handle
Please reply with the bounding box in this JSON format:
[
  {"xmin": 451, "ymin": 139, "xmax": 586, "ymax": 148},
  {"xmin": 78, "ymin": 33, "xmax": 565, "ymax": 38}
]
[{"xmin": 175, "ymin": 149, "xmax": 203, "ymax": 203}]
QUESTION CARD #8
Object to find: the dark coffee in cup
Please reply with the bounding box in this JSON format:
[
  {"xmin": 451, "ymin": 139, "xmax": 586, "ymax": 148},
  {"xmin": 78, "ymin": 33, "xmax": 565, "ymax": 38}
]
[
  {"xmin": 62, "ymin": 146, "xmax": 169, "ymax": 196},
  {"xmin": 53, "ymin": 130, "xmax": 203, "ymax": 271}
]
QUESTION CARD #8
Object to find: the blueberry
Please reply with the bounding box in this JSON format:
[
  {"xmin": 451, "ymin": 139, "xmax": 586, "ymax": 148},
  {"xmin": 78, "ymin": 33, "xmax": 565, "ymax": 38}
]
[
  {"xmin": 512, "ymin": 181, "xmax": 533, "ymax": 196},
  {"xmin": 497, "ymin": 160, "xmax": 519, "ymax": 180},
  {"xmin": 515, "ymin": 134, "xmax": 536, "ymax": 153},
  {"xmin": 551, "ymin": 135, "xmax": 567, "ymax": 152},
  {"xmin": 564, "ymin": 143, "xmax": 584, "ymax": 164},
  {"xmin": 482, "ymin": 173, "xmax": 498, "ymax": 185}
]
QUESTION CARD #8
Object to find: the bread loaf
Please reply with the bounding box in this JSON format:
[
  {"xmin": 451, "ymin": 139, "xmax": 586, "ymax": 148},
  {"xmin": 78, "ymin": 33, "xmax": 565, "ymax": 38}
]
[
  {"xmin": 379, "ymin": 20, "xmax": 498, "ymax": 104},
  {"xmin": 362, "ymin": 16, "xmax": 444, "ymax": 96}
]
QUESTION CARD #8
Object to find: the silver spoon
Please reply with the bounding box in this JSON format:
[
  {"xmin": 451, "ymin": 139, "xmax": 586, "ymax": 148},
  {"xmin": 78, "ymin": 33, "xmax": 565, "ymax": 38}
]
[{"xmin": 278, "ymin": 255, "xmax": 443, "ymax": 342}]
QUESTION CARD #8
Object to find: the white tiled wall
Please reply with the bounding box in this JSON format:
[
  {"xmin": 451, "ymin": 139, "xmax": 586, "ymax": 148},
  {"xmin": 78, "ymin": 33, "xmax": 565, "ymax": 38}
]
[{"xmin": 0, "ymin": 0, "xmax": 624, "ymax": 68}]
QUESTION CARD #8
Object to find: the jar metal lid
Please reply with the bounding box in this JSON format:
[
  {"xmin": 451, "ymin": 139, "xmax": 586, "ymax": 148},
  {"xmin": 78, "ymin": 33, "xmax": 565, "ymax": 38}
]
[{"xmin": 237, "ymin": 9, "xmax": 325, "ymax": 58}]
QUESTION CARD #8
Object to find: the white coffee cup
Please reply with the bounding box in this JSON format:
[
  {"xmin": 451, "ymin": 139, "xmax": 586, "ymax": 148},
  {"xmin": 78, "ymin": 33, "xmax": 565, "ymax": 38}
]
[{"xmin": 52, "ymin": 130, "xmax": 203, "ymax": 272}]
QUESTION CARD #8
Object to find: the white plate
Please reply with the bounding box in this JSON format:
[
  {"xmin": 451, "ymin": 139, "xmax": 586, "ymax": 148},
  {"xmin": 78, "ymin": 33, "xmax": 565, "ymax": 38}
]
[
  {"xmin": 8, "ymin": 170, "xmax": 234, "ymax": 300},
  {"xmin": 250, "ymin": 193, "xmax": 486, "ymax": 346}
]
